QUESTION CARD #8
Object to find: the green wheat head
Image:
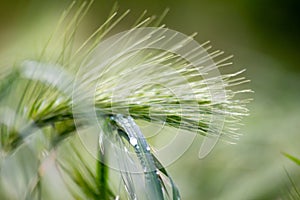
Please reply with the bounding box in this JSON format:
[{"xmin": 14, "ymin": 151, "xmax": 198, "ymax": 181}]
[{"xmin": 0, "ymin": 1, "xmax": 251, "ymax": 199}]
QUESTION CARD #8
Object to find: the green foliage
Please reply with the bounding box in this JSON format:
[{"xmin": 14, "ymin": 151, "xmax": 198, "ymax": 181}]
[
  {"xmin": 282, "ymin": 153, "xmax": 300, "ymax": 200},
  {"xmin": 283, "ymin": 153, "xmax": 300, "ymax": 166}
]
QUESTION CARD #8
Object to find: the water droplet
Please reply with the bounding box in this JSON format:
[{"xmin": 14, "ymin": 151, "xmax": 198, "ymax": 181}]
[{"xmin": 129, "ymin": 137, "xmax": 138, "ymax": 146}]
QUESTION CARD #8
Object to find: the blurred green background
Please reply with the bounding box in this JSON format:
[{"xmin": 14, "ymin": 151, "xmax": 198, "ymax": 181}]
[{"xmin": 1, "ymin": 0, "xmax": 300, "ymax": 199}]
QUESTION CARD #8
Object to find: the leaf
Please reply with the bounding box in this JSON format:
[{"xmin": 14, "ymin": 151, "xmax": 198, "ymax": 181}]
[
  {"xmin": 283, "ymin": 152, "xmax": 300, "ymax": 166},
  {"xmin": 152, "ymin": 154, "xmax": 181, "ymax": 200},
  {"xmin": 113, "ymin": 114, "xmax": 167, "ymax": 200}
]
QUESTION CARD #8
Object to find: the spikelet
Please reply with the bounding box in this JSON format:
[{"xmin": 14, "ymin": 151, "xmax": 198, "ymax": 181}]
[{"xmin": 0, "ymin": 2, "xmax": 251, "ymax": 200}]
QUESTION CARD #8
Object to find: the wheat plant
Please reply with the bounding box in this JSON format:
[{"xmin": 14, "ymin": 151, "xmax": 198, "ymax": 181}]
[{"xmin": 0, "ymin": 1, "xmax": 251, "ymax": 199}]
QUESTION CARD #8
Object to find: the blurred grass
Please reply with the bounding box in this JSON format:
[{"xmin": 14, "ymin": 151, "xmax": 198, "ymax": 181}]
[{"xmin": 1, "ymin": 0, "xmax": 300, "ymax": 199}]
